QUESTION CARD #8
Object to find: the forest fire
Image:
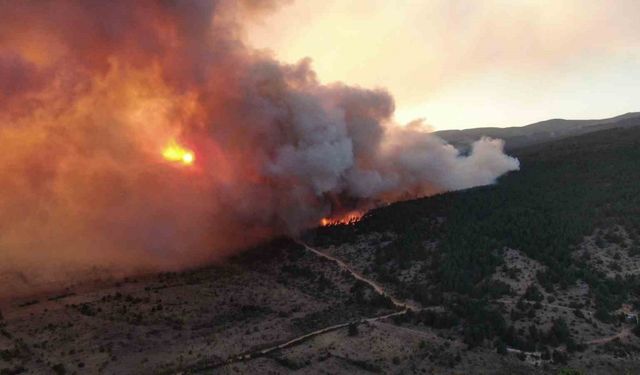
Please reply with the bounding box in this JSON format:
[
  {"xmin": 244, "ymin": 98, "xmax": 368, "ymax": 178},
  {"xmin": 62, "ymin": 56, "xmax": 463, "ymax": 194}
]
[
  {"xmin": 162, "ymin": 140, "xmax": 195, "ymax": 166},
  {"xmin": 0, "ymin": 0, "xmax": 519, "ymax": 298},
  {"xmin": 320, "ymin": 211, "xmax": 363, "ymax": 226}
]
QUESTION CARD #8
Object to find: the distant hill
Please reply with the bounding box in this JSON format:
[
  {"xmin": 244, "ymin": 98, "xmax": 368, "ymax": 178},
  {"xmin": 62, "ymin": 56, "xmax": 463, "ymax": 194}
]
[{"xmin": 435, "ymin": 112, "xmax": 640, "ymax": 151}]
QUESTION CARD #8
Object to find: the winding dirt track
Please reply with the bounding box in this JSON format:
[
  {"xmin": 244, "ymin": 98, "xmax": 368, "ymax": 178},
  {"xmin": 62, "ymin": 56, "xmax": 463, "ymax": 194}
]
[
  {"xmin": 213, "ymin": 309, "xmax": 408, "ymax": 368},
  {"xmin": 186, "ymin": 241, "xmax": 636, "ymax": 372},
  {"xmin": 297, "ymin": 242, "xmax": 420, "ymax": 311},
  {"xmin": 188, "ymin": 241, "xmax": 413, "ymax": 372},
  {"xmin": 587, "ymin": 327, "xmax": 632, "ymax": 345}
]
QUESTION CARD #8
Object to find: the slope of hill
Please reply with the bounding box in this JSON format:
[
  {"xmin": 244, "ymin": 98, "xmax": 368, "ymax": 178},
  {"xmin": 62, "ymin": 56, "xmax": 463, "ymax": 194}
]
[
  {"xmin": 435, "ymin": 112, "xmax": 640, "ymax": 150},
  {"xmin": 1, "ymin": 127, "xmax": 639, "ymax": 375},
  {"xmin": 312, "ymin": 125, "xmax": 640, "ymax": 372}
]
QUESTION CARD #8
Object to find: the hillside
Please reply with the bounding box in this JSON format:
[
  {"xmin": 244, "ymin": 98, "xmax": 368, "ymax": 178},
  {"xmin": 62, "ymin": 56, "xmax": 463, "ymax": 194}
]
[
  {"xmin": 434, "ymin": 112, "xmax": 640, "ymax": 151},
  {"xmin": 312, "ymin": 125, "xmax": 640, "ymax": 372},
  {"xmin": 2, "ymin": 126, "xmax": 640, "ymax": 374}
]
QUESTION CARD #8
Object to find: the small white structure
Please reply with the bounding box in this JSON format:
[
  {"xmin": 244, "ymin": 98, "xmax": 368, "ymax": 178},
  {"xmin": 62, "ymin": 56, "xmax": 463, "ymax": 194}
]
[{"xmin": 625, "ymin": 313, "xmax": 638, "ymax": 325}]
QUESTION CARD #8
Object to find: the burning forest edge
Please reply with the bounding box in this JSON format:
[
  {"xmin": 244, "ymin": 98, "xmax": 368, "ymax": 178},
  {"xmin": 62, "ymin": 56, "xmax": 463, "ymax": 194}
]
[
  {"xmin": 0, "ymin": 0, "xmax": 519, "ymax": 298},
  {"xmin": 1, "ymin": 124, "xmax": 640, "ymax": 375}
]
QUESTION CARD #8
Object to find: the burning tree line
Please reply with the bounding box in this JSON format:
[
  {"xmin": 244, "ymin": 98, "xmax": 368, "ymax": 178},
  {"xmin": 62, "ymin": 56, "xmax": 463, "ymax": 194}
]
[{"xmin": 0, "ymin": 0, "xmax": 518, "ymax": 296}]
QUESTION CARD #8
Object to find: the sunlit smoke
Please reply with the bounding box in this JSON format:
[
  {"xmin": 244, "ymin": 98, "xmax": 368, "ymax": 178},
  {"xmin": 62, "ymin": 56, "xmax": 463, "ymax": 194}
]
[{"xmin": 0, "ymin": 0, "xmax": 519, "ymax": 298}]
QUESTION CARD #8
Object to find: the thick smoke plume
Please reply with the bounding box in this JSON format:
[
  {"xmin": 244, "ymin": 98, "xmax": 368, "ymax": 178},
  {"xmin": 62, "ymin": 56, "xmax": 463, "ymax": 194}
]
[{"xmin": 0, "ymin": 0, "xmax": 518, "ymax": 298}]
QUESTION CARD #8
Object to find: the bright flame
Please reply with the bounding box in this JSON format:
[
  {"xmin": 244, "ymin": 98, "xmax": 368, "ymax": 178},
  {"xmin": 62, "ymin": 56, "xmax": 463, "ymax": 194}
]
[
  {"xmin": 320, "ymin": 211, "xmax": 363, "ymax": 226},
  {"xmin": 162, "ymin": 140, "xmax": 195, "ymax": 166}
]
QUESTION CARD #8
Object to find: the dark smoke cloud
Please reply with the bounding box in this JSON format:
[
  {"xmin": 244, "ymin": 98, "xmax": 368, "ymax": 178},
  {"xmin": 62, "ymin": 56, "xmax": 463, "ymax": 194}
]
[{"xmin": 0, "ymin": 0, "xmax": 518, "ymax": 298}]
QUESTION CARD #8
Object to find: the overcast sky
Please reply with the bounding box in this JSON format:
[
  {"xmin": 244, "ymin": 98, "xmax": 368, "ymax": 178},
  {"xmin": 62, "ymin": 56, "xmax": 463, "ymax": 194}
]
[{"xmin": 246, "ymin": 0, "xmax": 640, "ymax": 130}]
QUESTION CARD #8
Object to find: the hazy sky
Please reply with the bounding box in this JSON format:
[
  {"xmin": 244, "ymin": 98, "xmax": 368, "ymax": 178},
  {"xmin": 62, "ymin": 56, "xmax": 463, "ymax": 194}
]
[{"xmin": 246, "ymin": 0, "xmax": 640, "ymax": 130}]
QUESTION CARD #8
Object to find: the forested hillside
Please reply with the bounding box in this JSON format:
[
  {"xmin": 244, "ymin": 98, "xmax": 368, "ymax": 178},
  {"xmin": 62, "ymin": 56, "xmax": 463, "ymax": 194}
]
[{"xmin": 312, "ymin": 126, "xmax": 640, "ymax": 358}]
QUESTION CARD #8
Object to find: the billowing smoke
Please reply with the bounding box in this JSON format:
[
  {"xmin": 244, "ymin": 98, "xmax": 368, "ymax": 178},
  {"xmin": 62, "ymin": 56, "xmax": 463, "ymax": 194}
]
[{"xmin": 0, "ymin": 0, "xmax": 518, "ymax": 298}]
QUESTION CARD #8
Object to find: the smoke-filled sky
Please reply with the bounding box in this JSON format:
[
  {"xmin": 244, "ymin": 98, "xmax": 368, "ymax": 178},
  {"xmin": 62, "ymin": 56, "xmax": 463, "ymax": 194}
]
[
  {"xmin": 247, "ymin": 0, "xmax": 640, "ymax": 130},
  {"xmin": 0, "ymin": 0, "xmax": 522, "ymax": 298}
]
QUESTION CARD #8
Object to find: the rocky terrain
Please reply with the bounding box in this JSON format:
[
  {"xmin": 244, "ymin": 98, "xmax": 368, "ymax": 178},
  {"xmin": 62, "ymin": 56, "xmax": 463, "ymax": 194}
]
[{"xmin": 1, "ymin": 238, "xmax": 637, "ymax": 374}]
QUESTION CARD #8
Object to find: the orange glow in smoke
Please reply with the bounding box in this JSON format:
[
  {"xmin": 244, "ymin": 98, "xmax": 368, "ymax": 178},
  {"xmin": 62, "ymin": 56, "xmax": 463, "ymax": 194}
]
[{"xmin": 162, "ymin": 140, "xmax": 195, "ymax": 166}]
